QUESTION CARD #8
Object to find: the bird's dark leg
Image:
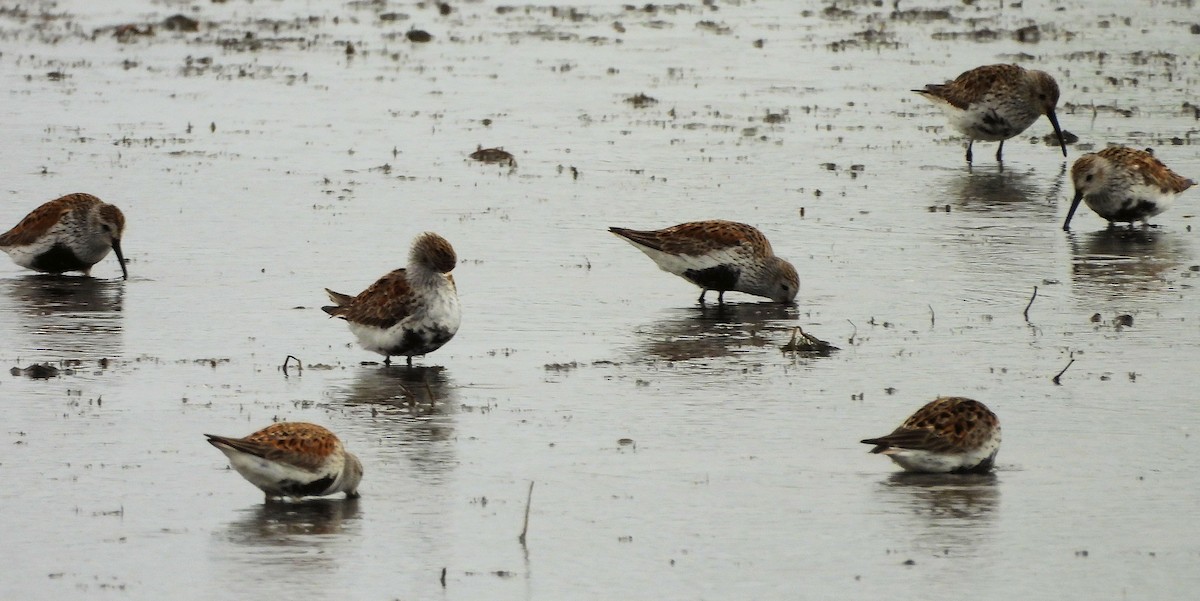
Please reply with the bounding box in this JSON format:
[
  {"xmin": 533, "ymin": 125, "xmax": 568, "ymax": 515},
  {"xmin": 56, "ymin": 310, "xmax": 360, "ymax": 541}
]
[
  {"xmin": 698, "ymin": 289, "xmax": 708, "ymax": 304},
  {"xmin": 717, "ymin": 290, "xmax": 725, "ymax": 304},
  {"xmin": 965, "ymin": 140, "xmax": 974, "ymax": 163},
  {"xmin": 384, "ymin": 356, "xmax": 391, "ymax": 366},
  {"xmin": 406, "ymin": 356, "xmax": 413, "ymax": 367},
  {"xmin": 995, "ymin": 140, "xmax": 1005, "ymax": 162}
]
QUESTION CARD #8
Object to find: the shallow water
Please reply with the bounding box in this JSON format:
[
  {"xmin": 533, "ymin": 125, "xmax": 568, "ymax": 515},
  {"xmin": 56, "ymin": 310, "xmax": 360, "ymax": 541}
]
[{"xmin": 2, "ymin": 0, "xmax": 1199, "ymax": 599}]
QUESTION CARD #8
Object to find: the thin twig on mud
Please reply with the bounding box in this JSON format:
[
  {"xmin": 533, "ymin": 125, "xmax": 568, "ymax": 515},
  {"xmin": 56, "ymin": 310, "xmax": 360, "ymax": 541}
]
[
  {"xmin": 282, "ymin": 355, "xmax": 302, "ymax": 376},
  {"xmin": 1024, "ymin": 286, "xmax": 1039, "ymax": 322},
  {"xmin": 1052, "ymin": 358, "xmax": 1075, "ymax": 385},
  {"xmin": 518, "ymin": 481, "xmax": 535, "ymax": 546}
]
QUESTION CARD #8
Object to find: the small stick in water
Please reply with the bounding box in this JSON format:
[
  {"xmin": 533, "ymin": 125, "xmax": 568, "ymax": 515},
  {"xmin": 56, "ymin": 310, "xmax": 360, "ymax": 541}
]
[
  {"xmin": 282, "ymin": 355, "xmax": 302, "ymax": 376},
  {"xmin": 518, "ymin": 481, "xmax": 535, "ymax": 546},
  {"xmin": 1024, "ymin": 286, "xmax": 1039, "ymax": 322},
  {"xmin": 1053, "ymin": 358, "xmax": 1075, "ymax": 385}
]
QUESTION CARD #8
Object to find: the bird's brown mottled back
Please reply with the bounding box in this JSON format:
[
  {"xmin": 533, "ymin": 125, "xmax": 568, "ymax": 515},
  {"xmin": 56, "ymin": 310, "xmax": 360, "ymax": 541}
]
[
  {"xmin": 0, "ymin": 193, "xmax": 105, "ymax": 247},
  {"xmin": 915, "ymin": 64, "xmax": 1027, "ymax": 110},
  {"xmin": 1094, "ymin": 146, "xmax": 1195, "ymax": 193},
  {"xmin": 865, "ymin": 397, "xmax": 999, "ymax": 454},
  {"xmin": 610, "ymin": 220, "xmax": 773, "ymax": 257},
  {"xmin": 323, "ymin": 268, "xmax": 417, "ymax": 329},
  {"xmin": 209, "ymin": 422, "xmax": 340, "ymax": 471}
]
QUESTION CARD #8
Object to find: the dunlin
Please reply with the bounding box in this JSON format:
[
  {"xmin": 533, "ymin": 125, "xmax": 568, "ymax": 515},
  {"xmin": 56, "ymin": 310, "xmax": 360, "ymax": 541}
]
[
  {"xmin": 323, "ymin": 232, "xmax": 461, "ymax": 366},
  {"xmin": 1063, "ymin": 146, "xmax": 1195, "ymax": 230},
  {"xmin": 0, "ymin": 193, "xmax": 127, "ymax": 279},
  {"xmin": 206, "ymin": 422, "xmax": 363, "ymax": 501},
  {"xmin": 915, "ymin": 64, "xmax": 1067, "ymax": 163},
  {"xmin": 609, "ymin": 220, "xmax": 799, "ymax": 304},
  {"xmin": 861, "ymin": 396, "xmax": 1000, "ymax": 474}
]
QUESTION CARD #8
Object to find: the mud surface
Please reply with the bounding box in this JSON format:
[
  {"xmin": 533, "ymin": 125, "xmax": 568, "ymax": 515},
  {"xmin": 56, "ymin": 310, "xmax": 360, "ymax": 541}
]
[{"xmin": 2, "ymin": 0, "xmax": 1199, "ymax": 599}]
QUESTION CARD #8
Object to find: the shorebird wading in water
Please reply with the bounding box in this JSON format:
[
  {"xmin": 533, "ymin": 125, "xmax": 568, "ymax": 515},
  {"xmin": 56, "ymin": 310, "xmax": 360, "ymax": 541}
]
[
  {"xmin": 914, "ymin": 64, "xmax": 1067, "ymax": 163},
  {"xmin": 323, "ymin": 232, "xmax": 461, "ymax": 366},
  {"xmin": 861, "ymin": 396, "xmax": 1001, "ymax": 474},
  {"xmin": 609, "ymin": 220, "xmax": 799, "ymax": 304},
  {"xmin": 206, "ymin": 422, "xmax": 363, "ymax": 501},
  {"xmin": 0, "ymin": 193, "xmax": 128, "ymax": 279},
  {"xmin": 1063, "ymin": 146, "xmax": 1195, "ymax": 230}
]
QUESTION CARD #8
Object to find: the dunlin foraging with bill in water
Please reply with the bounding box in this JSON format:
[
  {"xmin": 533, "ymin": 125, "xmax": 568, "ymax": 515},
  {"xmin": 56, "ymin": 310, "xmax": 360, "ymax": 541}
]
[
  {"xmin": 915, "ymin": 64, "xmax": 1067, "ymax": 163},
  {"xmin": 1063, "ymin": 146, "xmax": 1195, "ymax": 230},
  {"xmin": 0, "ymin": 193, "xmax": 128, "ymax": 279},
  {"xmin": 609, "ymin": 220, "xmax": 799, "ymax": 304},
  {"xmin": 206, "ymin": 422, "xmax": 363, "ymax": 501}
]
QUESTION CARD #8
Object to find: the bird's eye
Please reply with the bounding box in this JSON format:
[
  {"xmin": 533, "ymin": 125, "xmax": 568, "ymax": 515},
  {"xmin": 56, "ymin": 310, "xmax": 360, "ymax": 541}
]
[
  {"xmin": 1085, "ymin": 174, "xmax": 1093, "ymax": 182},
  {"xmin": 101, "ymin": 224, "xmax": 112, "ymax": 232}
]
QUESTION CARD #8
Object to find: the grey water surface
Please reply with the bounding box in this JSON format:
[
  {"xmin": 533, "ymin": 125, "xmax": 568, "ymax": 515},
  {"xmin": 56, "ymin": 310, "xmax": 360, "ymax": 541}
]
[{"xmin": 1, "ymin": 0, "xmax": 1199, "ymax": 599}]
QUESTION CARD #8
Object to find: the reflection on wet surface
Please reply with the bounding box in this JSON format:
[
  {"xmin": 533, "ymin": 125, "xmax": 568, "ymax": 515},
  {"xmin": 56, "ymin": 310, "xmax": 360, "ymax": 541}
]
[
  {"xmin": 1068, "ymin": 228, "xmax": 1192, "ymax": 298},
  {"xmin": 635, "ymin": 302, "xmax": 797, "ymax": 362},
  {"xmin": 0, "ymin": 274, "xmax": 124, "ymax": 357},
  {"xmin": 872, "ymin": 472, "xmax": 999, "ymax": 557},
  {"xmin": 877, "ymin": 472, "xmax": 1000, "ymax": 521},
  {"xmin": 214, "ymin": 499, "xmax": 362, "ymax": 579},
  {"xmin": 333, "ymin": 366, "xmax": 458, "ymax": 480},
  {"xmin": 221, "ymin": 498, "xmax": 362, "ymax": 544}
]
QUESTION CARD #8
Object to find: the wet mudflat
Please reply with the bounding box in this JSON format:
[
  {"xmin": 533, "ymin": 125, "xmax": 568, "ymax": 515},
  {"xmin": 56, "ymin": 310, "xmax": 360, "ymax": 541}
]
[{"xmin": 2, "ymin": 0, "xmax": 1199, "ymax": 599}]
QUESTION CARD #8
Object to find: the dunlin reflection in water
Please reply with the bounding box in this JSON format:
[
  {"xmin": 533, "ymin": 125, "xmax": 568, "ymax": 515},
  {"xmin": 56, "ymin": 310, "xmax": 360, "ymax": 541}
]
[
  {"xmin": 635, "ymin": 302, "xmax": 797, "ymax": 362},
  {"xmin": 1069, "ymin": 229, "xmax": 1191, "ymax": 299},
  {"xmin": 0, "ymin": 274, "xmax": 124, "ymax": 357}
]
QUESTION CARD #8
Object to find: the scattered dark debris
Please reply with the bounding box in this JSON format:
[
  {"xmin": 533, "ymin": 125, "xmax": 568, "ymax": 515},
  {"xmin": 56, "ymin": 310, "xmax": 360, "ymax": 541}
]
[
  {"xmin": 890, "ymin": 8, "xmax": 951, "ymax": 21},
  {"xmin": 903, "ymin": 559, "xmax": 916, "ymax": 566},
  {"xmin": 1090, "ymin": 313, "xmax": 1102, "ymax": 322},
  {"xmin": 189, "ymin": 358, "xmax": 231, "ymax": 368},
  {"xmin": 469, "ymin": 146, "xmax": 517, "ymax": 167},
  {"xmin": 625, "ymin": 93, "xmax": 658, "ymax": 108},
  {"xmin": 1014, "ymin": 25, "xmax": 1040, "ymax": 43},
  {"xmin": 163, "ymin": 14, "xmax": 199, "ymax": 32},
  {"xmin": 438, "ymin": 2, "xmax": 452, "ymax": 16},
  {"xmin": 1114, "ymin": 314, "xmax": 1134, "ymax": 328},
  {"xmin": 781, "ymin": 327, "xmax": 838, "ymax": 356},
  {"xmin": 407, "ymin": 29, "xmax": 433, "ymax": 43},
  {"xmin": 1045, "ymin": 129, "xmax": 1079, "ymax": 146},
  {"xmin": 380, "ymin": 12, "xmax": 409, "ymax": 22},
  {"xmin": 618, "ymin": 438, "xmax": 635, "ymax": 448},
  {"xmin": 557, "ymin": 164, "xmax": 581, "ymax": 179},
  {"xmin": 544, "ymin": 361, "xmax": 579, "ymax": 371},
  {"xmin": 695, "ymin": 20, "xmax": 731, "ymax": 34},
  {"xmin": 112, "ymin": 23, "xmax": 153, "ymax": 41},
  {"xmin": 932, "ymin": 28, "xmax": 1002, "ymax": 42},
  {"xmin": 11, "ymin": 363, "xmax": 60, "ymax": 379},
  {"xmin": 927, "ymin": 204, "xmax": 951, "ymax": 212},
  {"xmin": 763, "ymin": 110, "xmax": 788, "ymax": 124},
  {"xmin": 46, "ymin": 70, "xmax": 67, "ymax": 81}
]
